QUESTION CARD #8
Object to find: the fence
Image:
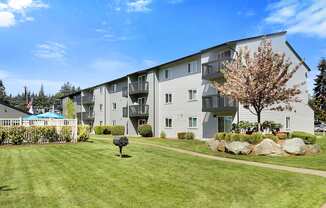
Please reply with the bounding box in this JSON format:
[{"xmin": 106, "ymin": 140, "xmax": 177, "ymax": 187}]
[{"xmin": 0, "ymin": 118, "xmax": 78, "ymax": 143}]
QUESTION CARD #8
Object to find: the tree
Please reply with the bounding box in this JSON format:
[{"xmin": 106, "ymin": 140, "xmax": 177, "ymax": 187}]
[
  {"xmin": 55, "ymin": 82, "xmax": 80, "ymax": 98},
  {"xmin": 65, "ymin": 98, "xmax": 75, "ymax": 119},
  {"xmin": 313, "ymin": 58, "xmax": 326, "ymax": 122},
  {"xmin": 213, "ymin": 39, "xmax": 302, "ymax": 131},
  {"xmin": 0, "ymin": 80, "xmax": 7, "ymax": 103}
]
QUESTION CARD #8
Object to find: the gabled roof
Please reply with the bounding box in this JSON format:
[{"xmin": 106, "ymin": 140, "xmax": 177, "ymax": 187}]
[
  {"xmin": 61, "ymin": 31, "xmax": 310, "ymax": 99},
  {"xmin": 0, "ymin": 101, "xmax": 31, "ymax": 115}
]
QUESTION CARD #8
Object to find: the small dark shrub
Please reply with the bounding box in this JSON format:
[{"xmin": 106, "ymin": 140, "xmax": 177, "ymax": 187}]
[
  {"xmin": 276, "ymin": 132, "xmax": 288, "ymax": 140},
  {"xmin": 8, "ymin": 126, "xmax": 26, "ymax": 145},
  {"xmin": 102, "ymin": 126, "xmax": 112, "ymax": 135},
  {"xmin": 111, "ymin": 125, "xmax": 125, "ymax": 136},
  {"xmin": 138, "ymin": 124, "xmax": 152, "ymax": 137},
  {"xmin": 94, "ymin": 126, "xmax": 103, "ymax": 135},
  {"xmin": 177, "ymin": 132, "xmax": 186, "ymax": 139},
  {"xmin": 291, "ymin": 131, "xmax": 316, "ymax": 144},
  {"xmin": 184, "ymin": 132, "xmax": 194, "ymax": 140}
]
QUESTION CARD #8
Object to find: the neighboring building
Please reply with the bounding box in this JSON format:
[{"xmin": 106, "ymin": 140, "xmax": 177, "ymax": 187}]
[
  {"xmin": 61, "ymin": 31, "xmax": 314, "ymax": 138},
  {"xmin": 0, "ymin": 101, "xmax": 31, "ymax": 118}
]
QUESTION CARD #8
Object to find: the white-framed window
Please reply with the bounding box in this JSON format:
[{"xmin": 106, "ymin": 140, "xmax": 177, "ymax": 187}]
[
  {"xmin": 165, "ymin": 118, "xmax": 172, "ymax": 128},
  {"xmin": 188, "ymin": 61, "xmax": 198, "ymax": 73},
  {"xmin": 112, "ymin": 102, "xmax": 117, "ymax": 110},
  {"xmin": 165, "ymin": 93, "xmax": 172, "ymax": 104},
  {"xmin": 188, "ymin": 89, "xmax": 197, "ymax": 101},
  {"xmin": 188, "ymin": 117, "xmax": 198, "ymax": 128},
  {"xmin": 286, "ymin": 116, "xmax": 291, "ymax": 130},
  {"xmin": 99, "ymin": 104, "xmax": 103, "ymax": 112},
  {"xmin": 165, "ymin": 70, "xmax": 170, "ymax": 79},
  {"xmin": 112, "ymin": 84, "xmax": 117, "ymax": 93}
]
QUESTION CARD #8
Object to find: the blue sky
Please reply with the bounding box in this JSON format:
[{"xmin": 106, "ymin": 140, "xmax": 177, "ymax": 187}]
[{"xmin": 0, "ymin": 0, "xmax": 325, "ymax": 95}]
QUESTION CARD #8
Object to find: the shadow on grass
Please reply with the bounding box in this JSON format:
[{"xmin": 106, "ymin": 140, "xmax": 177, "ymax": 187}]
[
  {"xmin": 115, "ymin": 154, "xmax": 132, "ymax": 158},
  {"xmin": 0, "ymin": 185, "xmax": 16, "ymax": 192}
]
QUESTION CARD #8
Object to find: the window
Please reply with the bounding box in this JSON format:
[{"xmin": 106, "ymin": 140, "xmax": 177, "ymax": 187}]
[
  {"xmin": 112, "ymin": 102, "xmax": 117, "ymax": 110},
  {"xmin": 112, "ymin": 84, "xmax": 117, "ymax": 93},
  {"xmin": 165, "ymin": 93, "xmax": 172, "ymax": 104},
  {"xmin": 188, "ymin": 90, "xmax": 197, "ymax": 101},
  {"xmin": 188, "ymin": 63, "xmax": 191, "ymax": 73},
  {"xmin": 188, "ymin": 61, "xmax": 198, "ymax": 73},
  {"xmin": 112, "ymin": 120, "xmax": 116, "ymax": 126},
  {"xmin": 286, "ymin": 117, "xmax": 291, "ymax": 129},
  {"xmin": 100, "ymin": 104, "xmax": 103, "ymax": 112},
  {"xmin": 165, "ymin": 70, "xmax": 169, "ymax": 79},
  {"xmin": 165, "ymin": 118, "xmax": 172, "ymax": 128},
  {"xmin": 188, "ymin": 117, "xmax": 197, "ymax": 128}
]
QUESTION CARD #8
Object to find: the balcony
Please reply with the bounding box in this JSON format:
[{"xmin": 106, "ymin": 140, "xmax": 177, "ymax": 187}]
[
  {"xmin": 202, "ymin": 95, "xmax": 237, "ymax": 114},
  {"xmin": 122, "ymin": 107, "xmax": 128, "ymax": 118},
  {"xmin": 129, "ymin": 81, "xmax": 149, "ymax": 95},
  {"xmin": 202, "ymin": 59, "xmax": 231, "ymax": 80},
  {"xmin": 129, "ymin": 105, "xmax": 149, "ymax": 118},
  {"xmin": 81, "ymin": 111, "xmax": 95, "ymax": 120},
  {"xmin": 82, "ymin": 95, "xmax": 95, "ymax": 105}
]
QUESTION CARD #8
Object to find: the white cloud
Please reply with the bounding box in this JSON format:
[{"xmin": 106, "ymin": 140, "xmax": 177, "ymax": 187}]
[
  {"xmin": 265, "ymin": 0, "xmax": 326, "ymax": 38},
  {"xmin": 0, "ymin": 0, "xmax": 48, "ymax": 27},
  {"xmin": 33, "ymin": 41, "xmax": 66, "ymax": 60},
  {"xmin": 127, "ymin": 0, "xmax": 152, "ymax": 12},
  {"xmin": 0, "ymin": 11, "xmax": 15, "ymax": 27}
]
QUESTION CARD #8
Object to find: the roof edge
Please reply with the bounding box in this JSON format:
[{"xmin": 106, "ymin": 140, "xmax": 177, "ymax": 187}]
[
  {"xmin": 285, "ymin": 41, "xmax": 311, "ymax": 71},
  {"xmin": 0, "ymin": 101, "xmax": 32, "ymax": 115}
]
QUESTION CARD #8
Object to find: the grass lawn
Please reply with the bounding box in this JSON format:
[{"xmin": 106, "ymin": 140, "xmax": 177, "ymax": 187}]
[
  {"xmin": 110, "ymin": 135, "xmax": 326, "ymax": 171},
  {"xmin": 1, "ymin": 137, "xmax": 326, "ymax": 208}
]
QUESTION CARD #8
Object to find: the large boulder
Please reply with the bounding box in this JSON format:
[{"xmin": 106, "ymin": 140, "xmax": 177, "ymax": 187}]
[
  {"xmin": 253, "ymin": 139, "xmax": 283, "ymax": 156},
  {"xmin": 305, "ymin": 144, "xmax": 321, "ymax": 155},
  {"xmin": 282, "ymin": 138, "xmax": 306, "ymax": 155},
  {"xmin": 207, "ymin": 139, "xmax": 219, "ymax": 152},
  {"xmin": 217, "ymin": 140, "xmax": 227, "ymax": 152},
  {"xmin": 226, "ymin": 141, "xmax": 253, "ymax": 155}
]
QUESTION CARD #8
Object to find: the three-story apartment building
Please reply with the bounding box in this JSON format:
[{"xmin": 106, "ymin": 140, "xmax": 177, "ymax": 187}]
[{"xmin": 61, "ymin": 31, "xmax": 314, "ymax": 138}]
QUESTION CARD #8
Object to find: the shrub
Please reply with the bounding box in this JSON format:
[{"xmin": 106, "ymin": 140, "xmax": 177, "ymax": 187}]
[
  {"xmin": 111, "ymin": 125, "xmax": 125, "ymax": 136},
  {"xmin": 138, "ymin": 124, "xmax": 152, "ymax": 137},
  {"xmin": 230, "ymin": 133, "xmax": 240, "ymax": 141},
  {"xmin": 40, "ymin": 126, "xmax": 59, "ymax": 142},
  {"xmin": 102, "ymin": 126, "xmax": 112, "ymax": 135},
  {"xmin": 8, "ymin": 126, "xmax": 26, "ymax": 145},
  {"xmin": 94, "ymin": 126, "xmax": 103, "ymax": 135},
  {"xmin": 0, "ymin": 127, "xmax": 8, "ymax": 145},
  {"xmin": 177, "ymin": 132, "xmax": 187, "ymax": 139},
  {"xmin": 185, "ymin": 132, "xmax": 195, "ymax": 140},
  {"xmin": 291, "ymin": 131, "xmax": 316, "ymax": 144},
  {"xmin": 215, "ymin": 132, "xmax": 226, "ymax": 140},
  {"xmin": 60, "ymin": 126, "xmax": 72, "ymax": 142},
  {"xmin": 224, "ymin": 133, "xmax": 232, "ymax": 142},
  {"xmin": 160, "ymin": 131, "xmax": 166, "ymax": 139},
  {"xmin": 26, "ymin": 126, "xmax": 42, "ymax": 143},
  {"xmin": 78, "ymin": 125, "xmax": 91, "ymax": 142},
  {"xmin": 276, "ymin": 132, "xmax": 288, "ymax": 140}
]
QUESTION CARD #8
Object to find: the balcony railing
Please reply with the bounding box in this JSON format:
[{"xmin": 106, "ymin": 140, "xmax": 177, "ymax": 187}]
[
  {"xmin": 129, "ymin": 105, "xmax": 149, "ymax": 118},
  {"xmin": 129, "ymin": 81, "xmax": 149, "ymax": 95},
  {"xmin": 202, "ymin": 95, "xmax": 237, "ymax": 113},
  {"xmin": 202, "ymin": 58, "xmax": 231, "ymax": 80},
  {"xmin": 81, "ymin": 111, "xmax": 95, "ymax": 120},
  {"xmin": 82, "ymin": 95, "xmax": 95, "ymax": 104}
]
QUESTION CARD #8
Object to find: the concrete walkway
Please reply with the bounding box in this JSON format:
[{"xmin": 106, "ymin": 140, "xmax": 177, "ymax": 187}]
[{"xmin": 134, "ymin": 142, "xmax": 326, "ymax": 178}]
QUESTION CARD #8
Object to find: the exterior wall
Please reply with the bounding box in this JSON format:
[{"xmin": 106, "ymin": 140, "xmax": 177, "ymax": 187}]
[
  {"xmin": 0, "ymin": 103, "xmax": 29, "ymax": 118},
  {"xmin": 157, "ymin": 57, "xmax": 204, "ymax": 139}
]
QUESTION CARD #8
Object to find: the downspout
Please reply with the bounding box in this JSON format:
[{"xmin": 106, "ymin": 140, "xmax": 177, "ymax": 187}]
[
  {"xmin": 153, "ymin": 71, "xmax": 156, "ymax": 137},
  {"xmin": 104, "ymin": 87, "xmax": 107, "ymax": 124}
]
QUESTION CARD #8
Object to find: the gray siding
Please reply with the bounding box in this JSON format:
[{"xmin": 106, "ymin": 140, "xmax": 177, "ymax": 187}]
[{"xmin": 0, "ymin": 104, "xmax": 29, "ymax": 118}]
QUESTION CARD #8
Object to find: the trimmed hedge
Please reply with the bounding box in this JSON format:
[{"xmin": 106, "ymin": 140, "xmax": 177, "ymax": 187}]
[
  {"xmin": 94, "ymin": 125, "xmax": 113, "ymax": 135},
  {"xmin": 111, "ymin": 125, "xmax": 125, "ymax": 136},
  {"xmin": 291, "ymin": 131, "xmax": 316, "ymax": 144},
  {"xmin": 215, "ymin": 132, "xmax": 278, "ymax": 144},
  {"xmin": 177, "ymin": 132, "xmax": 194, "ymax": 140},
  {"xmin": 138, "ymin": 124, "xmax": 153, "ymax": 137}
]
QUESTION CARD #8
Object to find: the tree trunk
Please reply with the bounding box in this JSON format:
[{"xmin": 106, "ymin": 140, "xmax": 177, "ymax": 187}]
[{"xmin": 257, "ymin": 111, "xmax": 261, "ymax": 132}]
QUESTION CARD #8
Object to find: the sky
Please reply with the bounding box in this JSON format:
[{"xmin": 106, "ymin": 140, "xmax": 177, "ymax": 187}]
[{"xmin": 0, "ymin": 0, "xmax": 325, "ymax": 95}]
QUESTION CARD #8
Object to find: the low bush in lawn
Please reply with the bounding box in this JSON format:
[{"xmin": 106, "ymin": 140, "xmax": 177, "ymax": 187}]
[
  {"xmin": 290, "ymin": 131, "xmax": 316, "ymax": 144},
  {"xmin": 215, "ymin": 132, "xmax": 278, "ymax": 144},
  {"xmin": 177, "ymin": 132, "xmax": 195, "ymax": 140},
  {"xmin": 138, "ymin": 124, "xmax": 153, "ymax": 137},
  {"xmin": 94, "ymin": 126, "xmax": 104, "ymax": 135},
  {"xmin": 111, "ymin": 125, "xmax": 125, "ymax": 136},
  {"xmin": 78, "ymin": 125, "xmax": 91, "ymax": 142},
  {"xmin": 160, "ymin": 131, "xmax": 166, "ymax": 139},
  {"xmin": 94, "ymin": 125, "xmax": 113, "ymax": 135}
]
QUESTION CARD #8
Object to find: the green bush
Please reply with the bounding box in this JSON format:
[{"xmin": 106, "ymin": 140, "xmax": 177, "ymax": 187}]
[
  {"xmin": 78, "ymin": 125, "xmax": 91, "ymax": 142},
  {"xmin": 102, "ymin": 126, "xmax": 112, "ymax": 135},
  {"xmin": 224, "ymin": 133, "xmax": 232, "ymax": 142},
  {"xmin": 215, "ymin": 132, "xmax": 226, "ymax": 140},
  {"xmin": 111, "ymin": 125, "xmax": 125, "ymax": 136},
  {"xmin": 160, "ymin": 131, "xmax": 166, "ymax": 139},
  {"xmin": 138, "ymin": 124, "xmax": 152, "ymax": 137},
  {"xmin": 185, "ymin": 132, "xmax": 195, "ymax": 140},
  {"xmin": 177, "ymin": 132, "xmax": 187, "ymax": 139},
  {"xmin": 214, "ymin": 132, "xmax": 269, "ymax": 144},
  {"xmin": 0, "ymin": 127, "xmax": 8, "ymax": 145},
  {"xmin": 41, "ymin": 126, "xmax": 59, "ymax": 142},
  {"xmin": 291, "ymin": 131, "xmax": 316, "ymax": 144},
  {"xmin": 8, "ymin": 126, "xmax": 26, "ymax": 145},
  {"xmin": 94, "ymin": 126, "xmax": 103, "ymax": 135},
  {"xmin": 276, "ymin": 132, "xmax": 288, "ymax": 140},
  {"xmin": 60, "ymin": 126, "xmax": 72, "ymax": 142},
  {"xmin": 26, "ymin": 126, "xmax": 42, "ymax": 143}
]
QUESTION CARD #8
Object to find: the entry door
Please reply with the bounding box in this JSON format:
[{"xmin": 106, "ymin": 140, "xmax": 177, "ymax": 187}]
[
  {"xmin": 218, "ymin": 117, "xmax": 224, "ymax": 132},
  {"xmin": 218, "ymin": 116, "xmax": 233, "ymax": 132}
]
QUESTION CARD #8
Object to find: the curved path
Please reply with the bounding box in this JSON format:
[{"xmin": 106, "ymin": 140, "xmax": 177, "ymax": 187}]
[{"xmin": 134, "ymin": 141, "xmax": 326, "ymax": 178}]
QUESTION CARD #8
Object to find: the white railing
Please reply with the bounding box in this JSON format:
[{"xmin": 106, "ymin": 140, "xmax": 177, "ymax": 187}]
[{"xmin": 0, "ymin": 118, "xmax": 78, "ymax": 143}]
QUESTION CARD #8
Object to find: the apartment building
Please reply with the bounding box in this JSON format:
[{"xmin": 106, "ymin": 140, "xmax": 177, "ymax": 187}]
[{"xmin": 61, "ymin": 31, "xmax": 314, "ymax": 138}]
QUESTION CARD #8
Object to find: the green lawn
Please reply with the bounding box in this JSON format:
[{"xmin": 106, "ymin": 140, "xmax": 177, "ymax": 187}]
[
  {"xmin": 113, "ymin": 135, "xmax": 326, "ymax": 171},
  {"xmin": 1, "ymin": 137, "xmax": 326, "ymax": 208}
]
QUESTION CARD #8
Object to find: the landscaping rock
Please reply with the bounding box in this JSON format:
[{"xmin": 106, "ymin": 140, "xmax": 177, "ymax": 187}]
[
  {"xmin": 305, "ymin": 144, "xmax": 321, "ymax": 155},
  {"xmin": 217, "ymin": 140, "xmax": 227, "ymax": 152},
  {"xmin": 282, "ymin": 138, "xmax": 306, "ymax": 155},
  {"xmin": 226, "ymin": 141, "xmax": 253, "ymax": 155},
  {"xmin": 253, "ymin": 139, "xmax": 283, "ymax": 156},
  {"xmin": 207, "ymin": 139, "xmax": 219, "ymax": 152}
]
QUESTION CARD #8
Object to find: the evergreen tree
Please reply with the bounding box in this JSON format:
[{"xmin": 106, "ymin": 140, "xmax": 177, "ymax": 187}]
[
  {"xmin": 313, "ymin": 58, "xmax": 326, "ymax": 122},
  {"xmin": 0, "ymin": 80, "xmax": 7, "ymax": 103}
]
